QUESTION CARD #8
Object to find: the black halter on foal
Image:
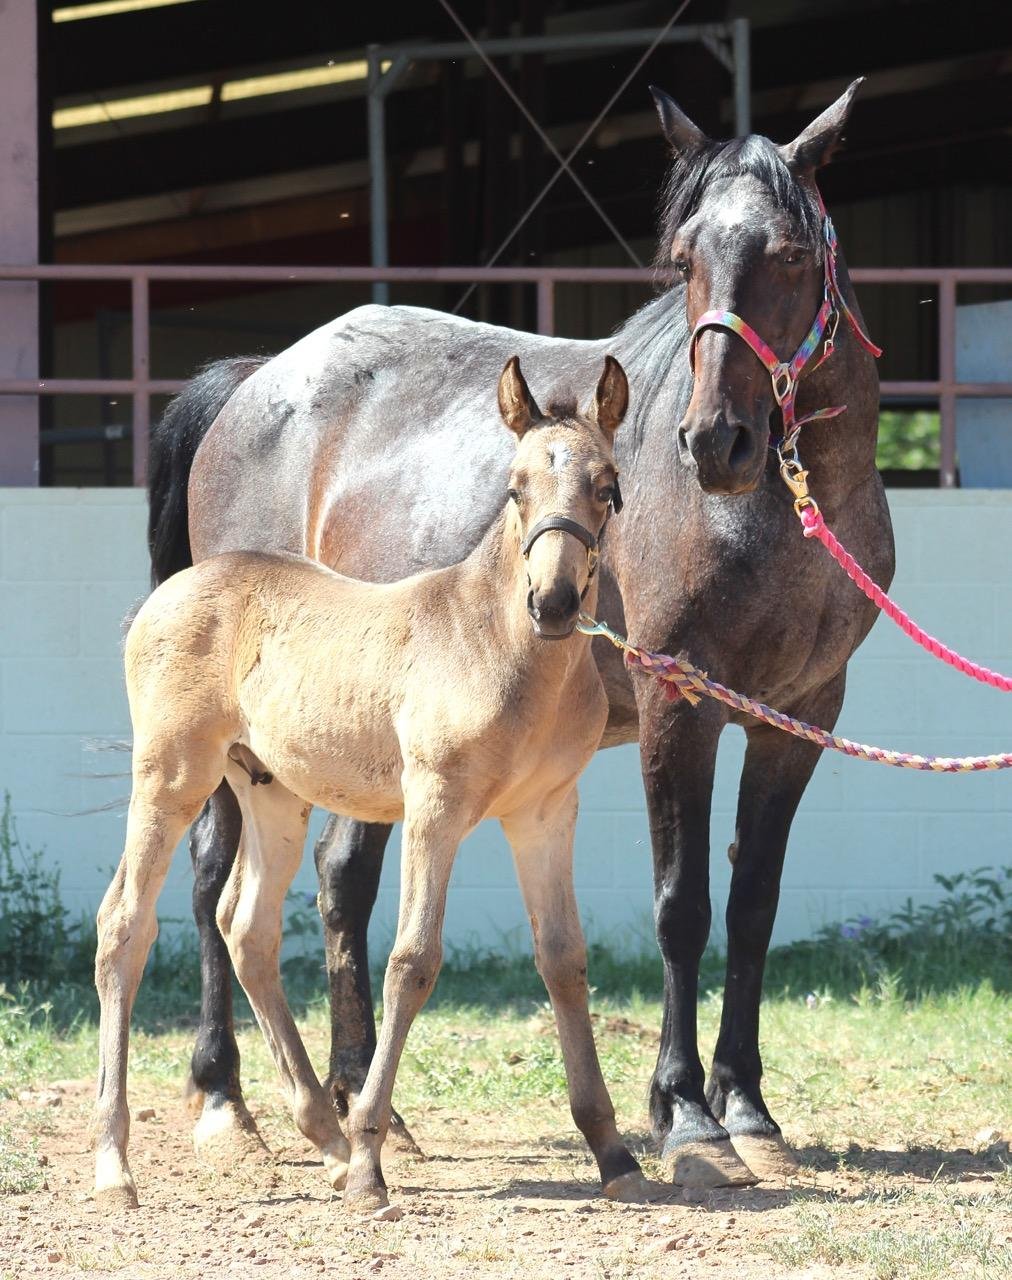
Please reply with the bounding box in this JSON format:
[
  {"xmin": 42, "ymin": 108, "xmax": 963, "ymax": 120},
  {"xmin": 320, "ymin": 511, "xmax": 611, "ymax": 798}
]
[{"xmin": 521, "ymin": 479, "xmax": 623, "ymax": 601}]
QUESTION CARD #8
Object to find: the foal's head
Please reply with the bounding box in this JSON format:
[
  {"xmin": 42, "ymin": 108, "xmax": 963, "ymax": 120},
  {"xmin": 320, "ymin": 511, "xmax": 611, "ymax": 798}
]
[
  {"xmin": 651, "ymin": 80, "xmax": 865, "ymax": 494},
  {"xmin": 497, "ymin": 355, "xmax": 628, "ymax": 640}
]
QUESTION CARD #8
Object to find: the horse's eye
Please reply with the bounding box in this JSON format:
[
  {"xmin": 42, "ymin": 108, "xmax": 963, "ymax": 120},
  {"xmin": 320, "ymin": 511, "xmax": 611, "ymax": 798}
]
[
  {"xmin": 783, "ymin": 248, "xmax": 805, "ymax": 266},
  {"xmin": 673, "ymin": 255, "xmax": 690, "ymax": 278},
  {"xmin": 597, "ymin": 486, "xmax": 615, "ymax": 505}
]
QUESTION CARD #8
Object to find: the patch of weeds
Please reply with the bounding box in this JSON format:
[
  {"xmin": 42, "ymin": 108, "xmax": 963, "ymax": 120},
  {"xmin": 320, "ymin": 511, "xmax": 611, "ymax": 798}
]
[
  {"xmin": 771, "ymin": 1185, "xmax": 1012, "ymax": 1280},
  {"xmin": 0, "ymin": 1121, "xmax": 45, "ymax": 1195}
]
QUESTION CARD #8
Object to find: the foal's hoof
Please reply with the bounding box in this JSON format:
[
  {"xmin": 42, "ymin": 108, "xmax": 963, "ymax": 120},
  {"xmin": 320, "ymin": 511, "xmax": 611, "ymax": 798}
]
[
  {"xmin": 323, "ymin": 1156, "xmax": 349, "ymax": 1192},
  {"xmin": 602, "ymin": 1170, "xmax": 652, "ymax": 1203},
  {"xmin": 193, "ymin": 1098, "xmax": 271, "ymax": 1169},
  {"xmin": 94, "ymin": 1183, "xmax": 139, "ymax": 1212},
  {"xmin": 664, "ymin": 1138, "xmax": 758, "ymax": 1188},
  {"xmin": 729, "ymin": 1133, "xmax": 799, "ymax": 1182}
]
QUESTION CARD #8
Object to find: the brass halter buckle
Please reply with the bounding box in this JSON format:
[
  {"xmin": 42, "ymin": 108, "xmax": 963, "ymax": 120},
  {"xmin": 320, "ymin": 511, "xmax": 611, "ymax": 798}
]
[{"xmin": 777, "ymin": 444, "xmax": 821, "ymax": 520}]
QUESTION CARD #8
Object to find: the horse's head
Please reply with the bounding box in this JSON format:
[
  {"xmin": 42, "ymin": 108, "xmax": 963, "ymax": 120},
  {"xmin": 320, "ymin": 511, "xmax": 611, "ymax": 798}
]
[
  {"xmin": 652, "ymin": 80, "xmax": 864, "ymax": 494},
  {"xmin": 498, "ymin": 355, "xmax": 627, "ymax": 639}
]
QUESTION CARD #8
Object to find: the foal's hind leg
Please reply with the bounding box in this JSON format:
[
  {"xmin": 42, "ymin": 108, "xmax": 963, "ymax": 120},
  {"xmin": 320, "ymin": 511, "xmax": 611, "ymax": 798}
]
[
  {"xmin": 502, "ymin": 790, "xmax": 649, "ymax": 1203},
  {"xmin": 707, "ymin": 675, "xmax": 845, "ymax": 1181},
  {"xmin": 95, "ymin": 772, "xmax": 217, "ymax": 1207},
  {"xmin": 188, "ymin": 783, "xmax": 268, "ymax": 1163},
  {"xmin": 314, "ymin": 816, "xmax": 419, "ymax": 1153},
  {"xmin": 220, "ymin": 773, "xmax": 350, "ymax": 1190}
]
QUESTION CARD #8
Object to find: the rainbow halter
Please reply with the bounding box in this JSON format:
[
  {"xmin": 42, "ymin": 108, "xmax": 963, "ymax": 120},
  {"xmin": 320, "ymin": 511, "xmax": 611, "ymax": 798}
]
[{"xmin": 686, "ymin": 188, "xmax": 882, "ymax": 486}]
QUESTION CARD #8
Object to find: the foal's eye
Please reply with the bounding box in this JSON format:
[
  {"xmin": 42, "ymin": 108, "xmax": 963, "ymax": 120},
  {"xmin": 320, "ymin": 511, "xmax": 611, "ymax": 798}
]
[
  {"xmin": 596, "ymin": 485, "xmax": 615, "ymax": 505},
  {"xmin": 507, "ymin": 488, "xmax": 521, "ymax": 504}
]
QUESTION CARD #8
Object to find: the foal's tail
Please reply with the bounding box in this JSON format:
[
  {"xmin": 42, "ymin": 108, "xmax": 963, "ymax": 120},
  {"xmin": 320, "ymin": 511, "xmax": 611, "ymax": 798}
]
[{"xmin": 148, "ymin": 355, "xmax": 270, "ymax": 586}]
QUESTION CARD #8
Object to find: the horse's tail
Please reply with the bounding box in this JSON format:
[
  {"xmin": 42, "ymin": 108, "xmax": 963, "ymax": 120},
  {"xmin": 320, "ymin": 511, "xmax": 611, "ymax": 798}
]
[{"xmin": 147, "ymin": 355, "xmax": 269, "ymax": 587}]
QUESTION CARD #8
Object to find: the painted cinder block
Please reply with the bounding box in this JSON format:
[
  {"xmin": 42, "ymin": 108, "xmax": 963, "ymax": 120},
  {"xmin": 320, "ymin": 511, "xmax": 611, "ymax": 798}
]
[{"xmin": 0, "ymin": 581, "xmax": 81, "ymax": 657}]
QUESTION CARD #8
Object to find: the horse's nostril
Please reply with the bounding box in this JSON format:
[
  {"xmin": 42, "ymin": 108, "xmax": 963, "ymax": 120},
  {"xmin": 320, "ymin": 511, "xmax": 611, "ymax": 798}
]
[{"xmin": 728, "ymin": 424, "xmax": 752, "ymax": 470}]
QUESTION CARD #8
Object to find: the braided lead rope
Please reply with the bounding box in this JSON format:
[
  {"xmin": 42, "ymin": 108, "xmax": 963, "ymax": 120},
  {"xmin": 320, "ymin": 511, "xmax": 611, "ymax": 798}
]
[
  {"xmin": 576, "ymin": 615, "xmax": 1012, "ymax": 772},
  {"xmin": 798, "ymin": 508, "xmax": 1012, "ymax": 694}
]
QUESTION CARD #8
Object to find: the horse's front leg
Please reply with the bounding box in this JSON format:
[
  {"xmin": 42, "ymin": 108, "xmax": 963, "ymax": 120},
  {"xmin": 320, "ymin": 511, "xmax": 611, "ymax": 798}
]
[
  {"xmin": 707, "ymin": 673, "xmax": 845, "ymax": 1180},
  {"xmin": 639, "ymin": 689, "xmax": 757, "ymax": 1188},
  {"xmin": 188, "ymin": 782, "xmax": 269, "ymax": 1162},
  {"xmin": 502, "ymin": 788, "xmax": 648, "ymax": 1202},
  {"xmin": 314, "ymin": 816, "xmax": 420, "ymax": 1153}
]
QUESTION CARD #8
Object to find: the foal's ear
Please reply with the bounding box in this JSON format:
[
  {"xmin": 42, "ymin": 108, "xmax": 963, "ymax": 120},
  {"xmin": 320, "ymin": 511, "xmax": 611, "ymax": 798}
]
[
  {"xmin": 781, "ymin": 78, "xmax": 864, "ymax": 172},
  {"xmin": 498, "ymin": 356, "xmax": 542, "ymax": 439},
  {"xmin": 594, "ymin": 355, "xmax": 628, "ymax": 436},
  {"xmin": 649, "ymin": 85, "xmax": 707, "ymax": 154}
]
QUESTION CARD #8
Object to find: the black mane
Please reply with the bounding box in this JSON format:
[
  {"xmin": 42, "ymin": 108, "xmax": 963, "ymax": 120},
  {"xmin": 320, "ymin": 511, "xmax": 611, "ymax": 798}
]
[{"xmin": 655, "ymin": 134, "xmax": 823, "ymax": 269}]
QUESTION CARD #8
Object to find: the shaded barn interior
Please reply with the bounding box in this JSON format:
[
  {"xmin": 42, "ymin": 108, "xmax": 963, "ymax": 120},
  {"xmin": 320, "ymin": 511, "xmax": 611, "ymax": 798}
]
[{"xmin": 29, "ymin": 0, "xmax": 1012, "ymax": 482}]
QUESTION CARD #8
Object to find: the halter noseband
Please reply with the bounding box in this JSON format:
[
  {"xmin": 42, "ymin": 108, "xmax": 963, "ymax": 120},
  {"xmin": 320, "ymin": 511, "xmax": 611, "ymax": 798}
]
[
  {"xmin": 686, "ymin": 187, "xmax": 881, "ymax": 466},
  {"xmin": 521, "ymin": 480, "xmax": 622, "ymax": 600}
]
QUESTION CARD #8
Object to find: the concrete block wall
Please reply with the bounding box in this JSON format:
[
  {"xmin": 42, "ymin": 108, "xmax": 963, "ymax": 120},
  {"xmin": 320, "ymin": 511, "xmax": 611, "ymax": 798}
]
[{"xmin": 0, "ymin": 487, "xmax": 1009, "ymax": 960}]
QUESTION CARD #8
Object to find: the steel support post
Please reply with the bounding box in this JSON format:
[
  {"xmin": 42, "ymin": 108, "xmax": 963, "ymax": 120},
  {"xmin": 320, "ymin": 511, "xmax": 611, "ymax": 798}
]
[{"xmin": 0, "ymin": 0, "xmax": 39, "ymax": 483}]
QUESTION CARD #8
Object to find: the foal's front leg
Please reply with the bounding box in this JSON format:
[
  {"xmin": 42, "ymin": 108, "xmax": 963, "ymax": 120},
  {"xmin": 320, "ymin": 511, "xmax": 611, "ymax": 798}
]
[
  {"xmin": 219, "ymin": 774, "xmax": 350, "ymax": 1190},
  {"xmin": 502, "ymin": 789, "xmax": 648, "ymax": 1202},
  {"xmin": 344, "ymin": 776, "xmax": 462, "ymax": 1211}
]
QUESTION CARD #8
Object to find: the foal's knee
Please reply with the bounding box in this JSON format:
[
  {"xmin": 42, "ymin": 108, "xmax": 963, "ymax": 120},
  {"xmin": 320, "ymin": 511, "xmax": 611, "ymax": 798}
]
[
  {"xmin": 534, "ymin": 934, "xmax": 589, "ymax": 1003},
  {"xmin": 386, "ymin": 938, "xmax": 442, "ymax": 1004}
]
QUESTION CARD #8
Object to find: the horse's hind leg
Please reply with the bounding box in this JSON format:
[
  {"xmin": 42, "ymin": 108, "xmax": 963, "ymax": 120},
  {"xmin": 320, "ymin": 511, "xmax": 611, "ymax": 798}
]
[
  {"xmin": 502, "ymin": 790, "xmax": 648, "ymax": 1203},
  {"xmin": 220, "ymin": 774, "xmax": 350, "ymax": 1190},
  {"xmin": 314, "ymin": 816, "xmax": 420, "ymax": 1153},
  {"xmin": 188, "ymin": 783, "xmax": 268, "ymax": 1163},
  {"xmin": 95, "ymin": 771, "xmax": 216, "ymax": 1208},
  {"xmin": 708, "ymin": 675, "xmax": 845, "ymax": 1181}
]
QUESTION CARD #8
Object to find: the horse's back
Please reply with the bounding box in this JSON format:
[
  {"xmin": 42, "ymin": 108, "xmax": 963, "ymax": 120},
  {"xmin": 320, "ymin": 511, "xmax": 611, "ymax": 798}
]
[{"xmin": 187, "ymin": 305, "xmax": 606, "ymax": 580}]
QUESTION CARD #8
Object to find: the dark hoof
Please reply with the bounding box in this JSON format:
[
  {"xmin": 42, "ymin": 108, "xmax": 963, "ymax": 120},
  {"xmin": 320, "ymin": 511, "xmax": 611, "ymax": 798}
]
[
  {"xmin": 663, "ymin": 1137, "xmax": 758, "ymax": 1188},
  {"xmin": 729, "ymin": 1133, "xmax": 799, "ymax": 1181}
]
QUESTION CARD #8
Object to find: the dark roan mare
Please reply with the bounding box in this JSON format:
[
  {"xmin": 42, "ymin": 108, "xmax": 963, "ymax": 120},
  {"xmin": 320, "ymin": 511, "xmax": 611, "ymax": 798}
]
[{"xmin": 148, "ymin": 81, "xmax": 894, "ymax": 1188}]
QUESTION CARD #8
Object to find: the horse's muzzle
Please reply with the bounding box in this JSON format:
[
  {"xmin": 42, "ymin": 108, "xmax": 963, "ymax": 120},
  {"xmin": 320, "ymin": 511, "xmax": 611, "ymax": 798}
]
[{"xmin": 677, "ymin": 410, "xmax": 767, "ymax": 495}]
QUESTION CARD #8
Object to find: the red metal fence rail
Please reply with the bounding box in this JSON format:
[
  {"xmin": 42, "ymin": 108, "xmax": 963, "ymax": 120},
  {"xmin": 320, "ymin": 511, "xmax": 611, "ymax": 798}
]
[{"xmin": 0, "ymin": 263, "xmax": 1009, "ymax": 487}]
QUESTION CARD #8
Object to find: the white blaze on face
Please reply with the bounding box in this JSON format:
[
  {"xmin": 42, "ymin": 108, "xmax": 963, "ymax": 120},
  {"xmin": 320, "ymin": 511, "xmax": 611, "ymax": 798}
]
[{"xmin": 548, "ymin": 442, "xmax": 572, "ymax": 473}]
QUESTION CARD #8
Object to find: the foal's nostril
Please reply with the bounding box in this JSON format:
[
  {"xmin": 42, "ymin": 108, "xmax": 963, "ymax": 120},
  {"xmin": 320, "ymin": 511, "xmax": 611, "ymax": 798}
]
[{"xmin": 527, "ymin": 589, "xmax": 540, "ymax": 620}]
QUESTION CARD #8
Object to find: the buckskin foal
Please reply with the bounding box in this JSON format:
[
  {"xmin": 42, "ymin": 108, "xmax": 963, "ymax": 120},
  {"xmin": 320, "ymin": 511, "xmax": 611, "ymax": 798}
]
[
  {"xmin": 149, "ymin": 81, "xmax": 893, "ymax": 1189},
  {"xmin": 95, "ymin": 357, "xmax": 647, "ymax": 1211}
]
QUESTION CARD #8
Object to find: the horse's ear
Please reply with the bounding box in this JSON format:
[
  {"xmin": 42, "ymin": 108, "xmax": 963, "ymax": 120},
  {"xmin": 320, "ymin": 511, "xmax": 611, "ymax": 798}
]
[
  {"xmin": 649, "ymin": 85, "xmax": 707, "ymax": 154},
  {"xmin": 594, "ymin": 355, "xmax": 628, "ymax": 435},
  {"xmin": 498, "ymin": 356, "xmax": 542, "ymax": 440},
  {"xmin": 781, "ymin": 78, "xmax": 864, "ymax": 172}
]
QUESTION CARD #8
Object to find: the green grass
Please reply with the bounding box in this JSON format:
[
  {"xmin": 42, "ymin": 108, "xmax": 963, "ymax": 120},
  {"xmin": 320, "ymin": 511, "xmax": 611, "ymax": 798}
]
[{"xmin": 771, "ymin": 1177, "xmax": 1012, "ymax": 1279}]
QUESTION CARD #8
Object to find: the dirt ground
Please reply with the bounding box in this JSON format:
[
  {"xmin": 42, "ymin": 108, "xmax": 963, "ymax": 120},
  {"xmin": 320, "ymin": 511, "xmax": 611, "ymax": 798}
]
[{"xmin": 2, "ymin": 1076, "xmax": 1008, "ymax": 1280}]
